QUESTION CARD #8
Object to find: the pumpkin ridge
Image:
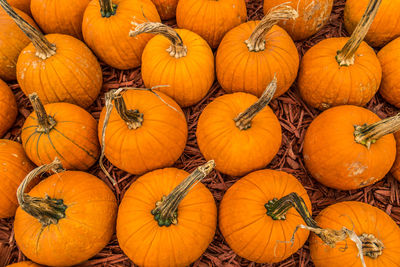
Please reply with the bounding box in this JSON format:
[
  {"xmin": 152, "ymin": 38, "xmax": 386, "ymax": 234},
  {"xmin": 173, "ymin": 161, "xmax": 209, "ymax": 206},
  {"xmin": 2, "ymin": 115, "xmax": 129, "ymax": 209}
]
[{"xmin": 144, "ymin": 128, "xmax": 184, "ymax": 162}]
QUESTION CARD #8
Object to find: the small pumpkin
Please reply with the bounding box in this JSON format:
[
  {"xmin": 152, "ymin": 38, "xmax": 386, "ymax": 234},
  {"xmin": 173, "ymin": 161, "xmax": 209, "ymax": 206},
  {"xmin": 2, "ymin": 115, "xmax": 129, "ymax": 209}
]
[
  {"xmin": 21, "ymin": 93, "xmax": 100, "ymax": 170},
  {"xmin": 14, "ymin": 159, "xmax": 117, "ymax": 266},
  {"xmin": 310, "ymin": 201, "xmax": 400, "ymax": 266},
  {"xmin": 303, "ymin": 105, "xmax": 398, "ymax": 190},
  {"xmin": 0, "ymin": 139, "xmax": 34, "ymax": 218},
  {"xmin": 30, "ymin": 0, "xmax": 90, "ymax": 39},
  {"xmin": 196, "ymin": 78, "xmax": 281, "ymax": 176},
  {"xmin": 345, "ymin": 0, "xmax": 400, "ymax": 47},
  {"xmin": 216, "ymin": 4, "xmax": 299, "ymax": 98},
  {"xmin": 117, "ymin": 161, "xmax": 217, "ymax": 266},
  {"xmin": 99, "ymin": 88, "xmax": 187, "ymax": 182},
  {"xmin": 176, "ymin": 0, "xmax": 247, "ymax": 48},
  {"xmin": 130, "ymin": 23, "xmax": 214, "ymax": 107},
  {"xmin": 151, "ymin": 0, "xmax": 177, "ymax": 20},
  {"xmin": 390, "ymin": 131, "xmax": 400, "ymax": 182},
  {"xmin": 0, "ymin": 0, "xmax": 102, "ymax": 108},
  {"xmin": 377, "ymin": 37, "xmax": 400, "ymax": 107},
  {"xmin": 0, "ymin": 79, "xmax": 17, "ymax": 137},
  {"xmin": 82, "ymin": 0, "xmax": 160, "ymax": 70},
  {"xmin": 263, "ymin": 0, "xmax": 334, "ymax": 40},
  {"xmin": 298, "ymin": 0, "xmax": 382, "ymax": 110},
  {"xmin": 0, "ymin": 7, "xmax": 37, "ymax": 81},
  {"xmin": 219, "ymin": 169, "xmax": 312, "ymax": 263},
  {"xmin": 7, "ymin": 0, "xmax": 31, "ymax": 15},
  {"xmin": 7, "ymin": 262, "xmax": 41, "ymax": 267}
]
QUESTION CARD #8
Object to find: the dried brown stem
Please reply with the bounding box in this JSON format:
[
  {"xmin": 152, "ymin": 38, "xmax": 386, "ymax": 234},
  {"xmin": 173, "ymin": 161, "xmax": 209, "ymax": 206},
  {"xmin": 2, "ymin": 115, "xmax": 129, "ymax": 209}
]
[
  {"xmin": 29, "ymin": 93, "xmax": 56, "ymax": 134},
  {"xmin": 99, "ymin": 0, "xmax": 117, "ymax": 17}
]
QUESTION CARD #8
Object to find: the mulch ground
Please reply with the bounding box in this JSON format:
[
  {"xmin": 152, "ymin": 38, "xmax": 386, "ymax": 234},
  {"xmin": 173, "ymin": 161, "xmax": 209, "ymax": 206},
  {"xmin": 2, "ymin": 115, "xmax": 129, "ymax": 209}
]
[{"xmin": 1, "ymin": 0, "xmax": 399, "ymax": 266}]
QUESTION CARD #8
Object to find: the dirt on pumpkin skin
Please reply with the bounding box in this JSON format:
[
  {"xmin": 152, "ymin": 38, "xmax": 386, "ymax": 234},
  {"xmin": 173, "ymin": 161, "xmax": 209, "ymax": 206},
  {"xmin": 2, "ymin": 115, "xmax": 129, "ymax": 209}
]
[{"xmin": 2, "ymin": 0, "xmax": 400, "ymax": 266}]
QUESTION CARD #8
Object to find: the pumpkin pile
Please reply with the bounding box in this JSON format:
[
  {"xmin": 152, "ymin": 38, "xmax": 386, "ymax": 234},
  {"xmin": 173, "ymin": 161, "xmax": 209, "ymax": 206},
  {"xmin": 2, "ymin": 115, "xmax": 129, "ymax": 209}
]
[{"xmin": 1, "ymin": 0, "xmax": 400, "ymax": 266}]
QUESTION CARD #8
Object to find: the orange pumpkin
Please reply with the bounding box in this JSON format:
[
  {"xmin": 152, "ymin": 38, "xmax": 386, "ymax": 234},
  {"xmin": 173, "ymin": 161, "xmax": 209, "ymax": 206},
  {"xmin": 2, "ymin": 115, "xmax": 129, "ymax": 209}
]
[
  {"xmin": 151, "ymin": 0, "xmax": 177, "ymax": 20},
  {"xmin": 390, "ymin": 131, "xmax": 400, "ymax": 182},
  {"xmin": 0, "ymin": 79, "xmax": 17, "ymax": 137},
  {"xmin": 310, "ymin": 201, "xmax": 400, "ymax": 266},
  {"xmin": 117, "ymin": 161, "xmax": 217, "ymax": 266},
  {"xmin": 263, "ymin": 0, "xmax": 334, "ymax": 40},
  {"xmin": 219, "ymin": 169, "xmax": 312, "ymax": 263},
  {"xmin": 99, "ymin": 89, "xmax": 187, "ymax": 179},
  {"xmin": 7, "ymin": 0, "xmax": 31, "ymax": 15},
  {"xmin": 30, "ymin": 0, "xmax": 90, "ymax": 39},
  {"xmin": 176, "ymin": 0, "xmax": 247, "ymax": 48},
  {"xmin": 82, "ymin": 0, "xmax": 160, "ymax": 70},
  {"xmin": 7, "ymin": 262, "xmax": 41, "ymax": 267},
  {"xmin": 345, "ymin": 0, "xmax": 400, "ymax": 47},
  {"xmin": 0, "ymin": 1, "xmax": 103, "ymax": 108},
  {"xmin": 130, "ymin": 23, "xmax": 214, "ymax": 107},
  {"xmin": 303, "ymin": 105, "xmax": 397, "ymax": 190},
  {"xmin": 0, "ymin": 7, "xmax": 37, "ymax": 81},
  {"xmin": 298, "ymin": 0, "xmax": 382, "ymax": 110},
  {"xmin": 196, "ymin": 78, "xmax": 281, "ymax": 176},
  {"xmin": 0, "ymin": 139, "xmax": 34, "ymax": 218},
  {"xmin": 216, "ymin": 4, "xmax": 299, "ymax": 98},
  {"xmin": 14, "ymin": 159, "xmax": 117, "ymax": 266},
  {"xmin": 21, "ymin": 93, "xmax": 100, "ymax": 170},
  {"xmin": 377, "ymin": 37, "xmax": 400, "ymax": 107}
]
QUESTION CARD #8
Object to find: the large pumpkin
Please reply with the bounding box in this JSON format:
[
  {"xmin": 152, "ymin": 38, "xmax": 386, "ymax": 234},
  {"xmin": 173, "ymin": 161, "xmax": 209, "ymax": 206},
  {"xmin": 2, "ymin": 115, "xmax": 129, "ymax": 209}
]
[
  {"xmin": 130, "ymin": 23, "xmax": 214, "ymax": 107},
  {"xmin": 99, "ymin": 89, "xmax": 187, "ymax": 179},
  {"xmin": 345, "ymin": 0, "xmax": 400, "ymax": 47},
  {"xmin": 117, "ymin": 161, "xmax": 217, "ymax": 266},
  {"xmin": 298, "ymin": 0, "xmax": 382, "ymax": 110},
  {"xmin": 14, "ymin": 159, "xmax": 117, "ymax": 266},
  {"xmin": 303, "ymin": 105, "xmax": 397, "ymax": 190},
  {"xmin": 82, "ymin": 0, "xmax": 160, "ymax": 70},
  {"xmin": 219, "ymin": 169, "xmax": 312, "ymax": 263},
  {"xmin": 7, "ymin": 0, "xmax": 31, "ymax": 15},
  {"xmin": 0, "ymin": 140, "xmax": 34, "ymax": 218},
  {"xmin": 176, "ymin": 0, "xmax": 247, "ymax": 48},
  {"xmin": 196, "ymin": 78, "xmax": 281, "ymax": 176},
  {"xmin": 30, "ymin": 0, "xmax": 90, "ymax": 39},
  {"xmin": 216, "ymin": 4, "xmax": 299, "ymax": 98},
  {"xmin": 0, "ymin": 7, "xmax": 37, "ymax": 81},
  {"xmin": 21, "ymin": 93, "xmax": 100, "ymax": 170},
  {"xmin": 0, "ymin": 0, "xmax": 102, "ymax": 108},
  {"xmin": 263, "ymin": 0, "xmax": 334, "ymax": 40},
  {"xmin": 0, "ymin": 79, "xmax": 17, "ymax": 137},
  {"xmin": 310, "ymin": 201, "xmax": 400, "ymax": 266},
  {"xmin": 151, "ymin": 0, "xmax": 177, "ymax": 20},
  {"xmin": 377, "ymin": 37, "xmax": 400, "ymax": 107}
]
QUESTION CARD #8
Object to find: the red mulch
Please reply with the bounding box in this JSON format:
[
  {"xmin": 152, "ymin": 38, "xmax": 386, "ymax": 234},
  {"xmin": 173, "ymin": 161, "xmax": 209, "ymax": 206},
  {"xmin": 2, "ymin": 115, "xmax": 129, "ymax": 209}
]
[{"xmin": 1, "ymin": 0, "xmax": 399, "ymax": 266}]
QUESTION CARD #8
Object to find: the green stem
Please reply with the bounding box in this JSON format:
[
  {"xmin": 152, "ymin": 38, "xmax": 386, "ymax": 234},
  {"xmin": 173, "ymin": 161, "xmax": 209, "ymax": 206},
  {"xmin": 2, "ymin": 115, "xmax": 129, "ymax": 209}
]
[
  {"xmin": 99, "ymin": 0, "xmax": 117, "ymax": 17},
  {"xmin": 29, "ymin": 93, "xmax": 56, "ymax": 134}
]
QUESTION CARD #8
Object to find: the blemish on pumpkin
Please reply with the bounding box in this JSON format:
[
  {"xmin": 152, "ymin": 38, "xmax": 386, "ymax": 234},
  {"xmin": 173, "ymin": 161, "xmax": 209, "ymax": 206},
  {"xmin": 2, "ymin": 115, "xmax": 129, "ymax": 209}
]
[
  {"xmin": 347, "ymin": 162, "xmax": 367, "ymax": 177},
  {"xmin": 11, "ymin": 153, "xmax": 18, "ymax": 158},
  {"xmin": 359, "ymin": 177, "xmax": 376, "ymax": 187},
  {"xmin": 303, "ymin": 154, "xmax": 310, "ymax": 160}
]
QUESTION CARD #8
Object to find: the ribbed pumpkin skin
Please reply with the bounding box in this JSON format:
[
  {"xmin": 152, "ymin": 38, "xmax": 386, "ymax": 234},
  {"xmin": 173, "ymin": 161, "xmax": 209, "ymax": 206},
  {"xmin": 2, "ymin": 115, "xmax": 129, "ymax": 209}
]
[
  {"xmin": 298, "ymin": 38, "xmax": 381, "ymax": 110},
  {"xmin": 377, "ymin": 37, "xmax": 400, "ymax": 107},
  {"xmin": 0, "ymin": 8, "xmax": 37, "ymax": 81},
  {"xmin": 196, "ymin": 93, "xmax": 281, "ymax": 176},
  {"xmin": 219, "ymin": 169, "xmax": 311, "ymax": 263},
  {"xmin": 16, "ymin": 34, "xmax": 102, "ymax": 108},
  {"xmin": 82, "ymin": 0, "xmax": 160, "ymax": 70},
  {"xmin": 8, "ymin": 0, "xmax": 31, "ymax": 15},
  {"xmin": 98, "ymin": 90, "xmax": 187, "ymax": 175},
  {"xmin": 0, "ymin": 140, "xmax": 34, "ymax": 218},
  {"xmin": 30, "ymin": 0, "xmax": 90, "ymax": 39},
  {"xmin": 7, "ymin": 262, "xmax": 41, "ymax": 267},
  {"xmin": 263, "ymin": 0, "xmax": 333, "ymax": 40},
  {"xmin": 176, "ymin": 0, "xmax": 247, "ymax": 48},
  {"xmin": 151, "ymin": 0, "xmax": 177, "ymax": 19},
  {"xmin": 21, "ymin": 102, "xmax": 100, "ymax": 170},
  {"xmin": 141, "ymin": 29, "xmax": 214, "ymax": 107},
  {"xmin": 216, "ymin": 22, "xmax": 299, "ymax": 98},
  {"xmin": 0, "ymin": 80, "xmax": 17, "ymax": 137},
  {"xmin": 344, "ymin": 0, "xmax": 400, "ymax": 47},
  {"xmin": 14, "ymin": 171, "xmax": 117, "ymax": 266},
  {"xmin": 117, "ymin": 168, "xmax": 217, "ymax": 267},
  {"xmin": 303, "ymin": 105, "xmax": 396, "ymax": 190},
  {"xmin": 390, "ymin": 132, "xmax": 400, "ymax": 182},
  {"xmin": 310, "ymin": 201, "xmax": 400, "ymax": 267}
]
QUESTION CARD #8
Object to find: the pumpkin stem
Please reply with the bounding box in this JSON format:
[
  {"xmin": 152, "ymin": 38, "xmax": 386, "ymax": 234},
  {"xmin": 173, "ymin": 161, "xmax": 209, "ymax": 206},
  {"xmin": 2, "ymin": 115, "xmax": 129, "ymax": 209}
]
[
  {"xmin": 234, "ymin": 76, "xmax": 277, "ymax": 130},
  {"xmin": 113, "ymin": 94, "xmax": 144, "ymax": 130},
  {"xmin": 354, "ymin": 113, "xmax": 400, "ymax": 149},
  {"xmin": 359, "ymin": 233, "xmax": 384, "ymax": 259},
  {"xmin": 245, "ymin": 3, "xmax": 298, "ymax": 52},
  {"xmin": 129, "ymin": 22, "xmax": 187, "ymax": 58},
  {"xmin": 29, "ymin": 93, "xmax": 56, "ymax": 134},
  {"xmin": 99, "ymin": 0, "xmax": 117, "ymax": 17},
  {"xmin": 336, "ymin": 0, "xmax": 381, "ymax": 66},
  {"xmin": 16, "ymin": 158, "xmax": 67, "ymax": 227},
  {"xmin": 0, "ymin": 0, "xmax": 56, "ymax": 59},
  {"xmin": 151, "ymin": 160, "xmax": 215, "ymax": 226}
]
